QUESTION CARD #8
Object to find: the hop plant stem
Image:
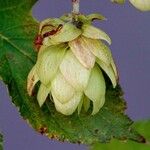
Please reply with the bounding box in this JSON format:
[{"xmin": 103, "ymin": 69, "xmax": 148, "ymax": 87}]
[{"xmin": 72, "ymin": 0, "xmax": 80, "ymax": 14}]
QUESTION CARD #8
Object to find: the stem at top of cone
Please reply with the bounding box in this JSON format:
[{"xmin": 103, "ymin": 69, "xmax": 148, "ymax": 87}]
[{"xmin": 72, "ymin": 0, "xmax": 80, "ymax": 14}]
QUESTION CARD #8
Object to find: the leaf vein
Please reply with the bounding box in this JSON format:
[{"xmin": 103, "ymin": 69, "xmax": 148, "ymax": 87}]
[{"xmin": 0, "ymin": 33, "xmax": 34, "ymax": 63}]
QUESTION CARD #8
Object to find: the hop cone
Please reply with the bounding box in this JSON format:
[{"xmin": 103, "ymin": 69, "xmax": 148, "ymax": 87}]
[{"xmin": 27, "ymin": 13, "xmax": 118, "ymax": 115}]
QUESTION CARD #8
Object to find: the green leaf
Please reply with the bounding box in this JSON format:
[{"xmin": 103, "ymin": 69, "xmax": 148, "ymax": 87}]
[
  {"xmin": 133, "ymin": 120, "xmax": 150, "ymax": 141},
  {"xmin": 0, "ymin": 132, "xmax": 3, "ymax": 150},
  {"xmin": 91, "ymin": 120, "xmax": 150, "ymax": 150},
  {"xmin": 0, "ymin": 0, "xmax": 144, "ymax": 145}
]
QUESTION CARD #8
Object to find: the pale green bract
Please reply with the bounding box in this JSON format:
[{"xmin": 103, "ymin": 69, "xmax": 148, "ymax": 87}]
[
  {"xmin": 27, "ymin": 14, "xmax": 118, "ymax": 116},
  {"xmin": 111, "ymin": 0, "xmax": 150, "ymax": 11},
  {"xmin": 129, "ymin": 0, "xmax": 150, "ymax": 11}
]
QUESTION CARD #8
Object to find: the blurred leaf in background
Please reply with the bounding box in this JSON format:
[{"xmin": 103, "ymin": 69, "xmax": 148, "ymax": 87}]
[
  {"xmin": 91, "ymin": 120, "xmax": 150, "ymax": 150},
  {"xmin": 0, "ymin": 132, "xmax": 3, "ymax": 150},
  {"xmin": 111, "ymin": 0, "xmax": 126, "ymax": 5}
]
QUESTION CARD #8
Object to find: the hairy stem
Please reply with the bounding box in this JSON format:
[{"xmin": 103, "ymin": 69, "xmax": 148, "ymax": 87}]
[{"xmin": 72, "ymin": 0, "xmax": 80, "ymax": 14}]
